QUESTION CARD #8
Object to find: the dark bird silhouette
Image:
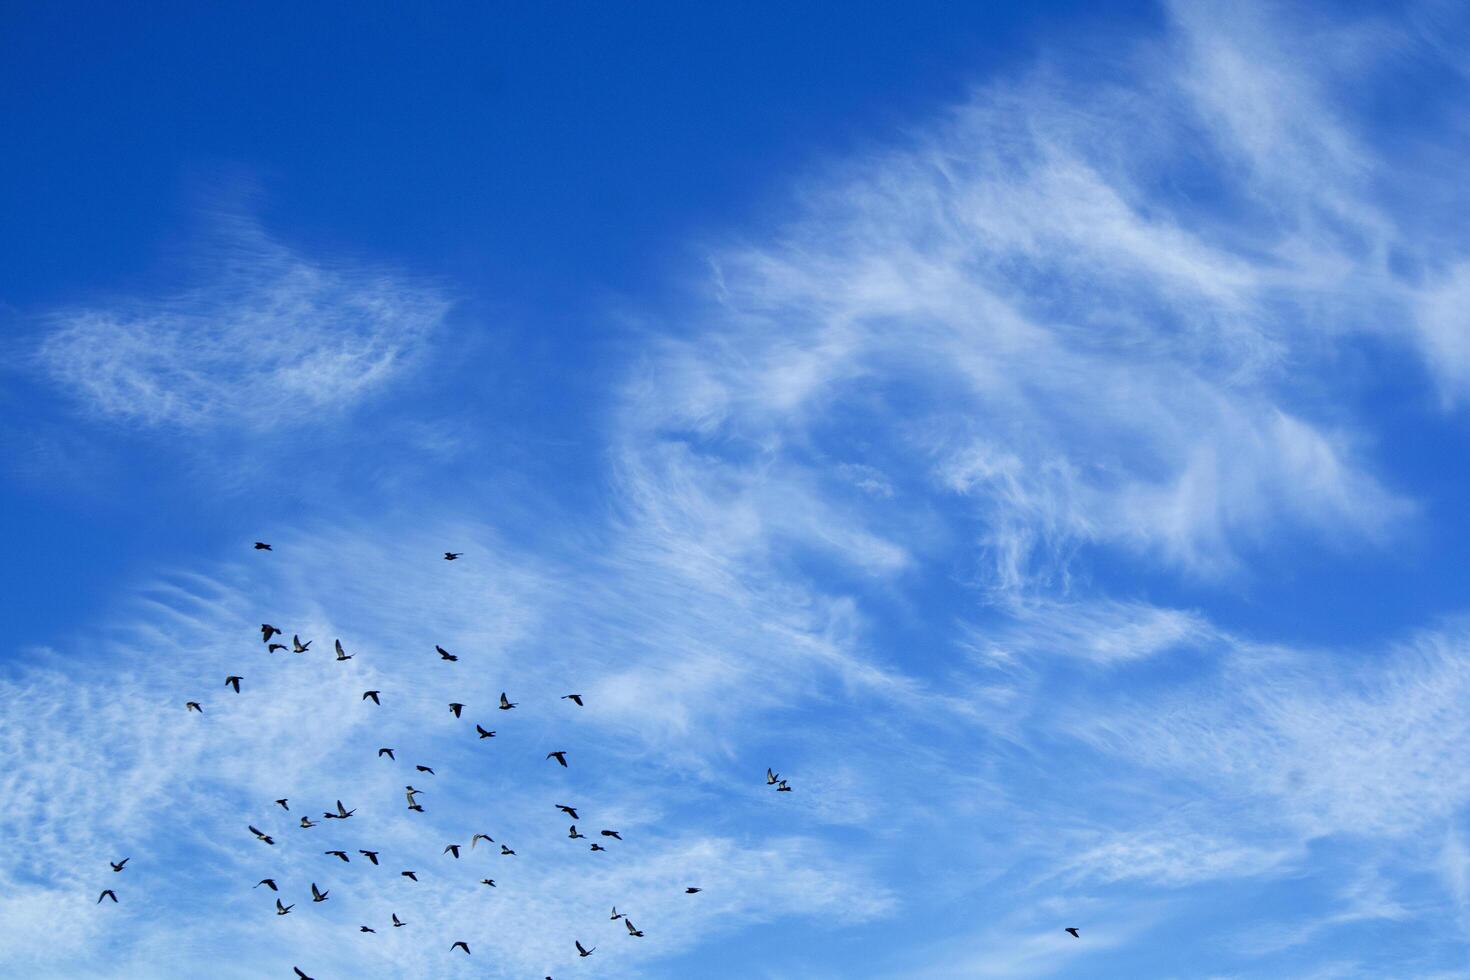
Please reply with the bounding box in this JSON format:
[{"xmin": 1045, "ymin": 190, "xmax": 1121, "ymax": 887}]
[
  {"xmin": 274, "ymin": 799, "xmax": 289, "ymax": 811},
  {"xmin": 400, "ymin": 871, "xmax": 417, "ymax": 881},
  {"xmin": 249, "ymin": 825, "xmax": 275, "ymax": 845},
  {"xmin": 362, "ymin": 690, "xmax": 381, "ymax": 705},
  {"xmin": 471, "ymin": 833, "xmax": 494, "ymax": 849},
  {"xmin": 359, "ymin": 926, "xmax": 376, "ymax": 934},
  {"xmin": 392, "ymin": 913, "xmax": 406, "ymax": 928},
  {"xmin": 562, "ymin": 694, "xmax": 584, "ymax": 706},
  {"xmin": 776, "ymin": 780, "xmax": 792, "ymax": 792},
  {"xmin": 451, "ymin": 942, "xmax": 470, "ymax": 955},
  {"xmin": 110, "ymin": 858, "xmax": 128, "ymax": 872},
  {"xmin": 225, "ymin": 675, "xmax": 242, "ymax": 693},
  {"xmin": 610, "ymin": 907, "xmax": 623, "ymax": 921},
  {"xmin": 443, "ymin": 552, "xmax": 462, "ymax": 560},
  {"xmin": 299, "ymin": 816, "xmax": 317, "ymax": 828},
  {"xmin": 408, "ymin": 803, "xmax": 424, "ymax": 812},
  {"xmin": 1065, "ymin": 928, "xmax": 1080, "ymax": 938},
  {"xmin": 767, "ymin": 768, "xmax": 779, "ymax": 785},
  {"xmin": 254, "ymin": 542, "xmax": 272, "ymax": 551},
  {"xmin": 325, "ymin": 850, "xmax": 350, "ymax": 862},
  {"xmin": 479, "ymin": 878, "xmax": 496, "ymax": 887},
  {"xmin": 292, "ymin": 635, "xmax": 311, "ymax": 653},
  {"xmin": 685, "ymin": 887, "xmax": 702, "ymax": 894},
  {"xmin": 186, "ymin": 701, "xmax": 202, "ymax": 713},
  {"xmin": 332, "ymin": 800, "xmax": 355, "ymax": 819},
  {"xmin": 590, "ymin": 843, "xmax": 606, "ymax": 852},
  {"xmin": 415, "ymin": 765, "xmax": 435, "ymax": 775},
  {"xmin": 443, "ymin": 844, "xmax": 461, "ymax": 859},
  {"xmin": 436, "ymin": 645, "xmax": 458, "ymax": 662},
  {"xmin": 359, "ymin": 850, "xmax": 379, "ymax": 865},
  {"xmin": 546, "ymin": 751, "xmax": 568, "ymax": 768},
  {"xmin": 311, "ymin": 883, "xmax": 329, "ymax": 903},
  {"xmin": 498, "ymin": 692, "xmax": 516, "ymax": 710},
  {"xmin": 556, "ymin": 804, "xmax": 579, "ymax": 819},
  {"xmin": 568, "ymin": 825, "xmax": 586, "ymax": 839},
  {"xmin": 268, "ymin": 642, "xmax": 287, "ymax": 653},
  {"xmin": 293, "ymin": 968, "xmax": 312, "ymax": 980},
  {"xmin": 276, "ymin": 899, "xmax": 294, "ymax": 915},
  {"xmin": 97, "ymin": 889, "xmax": 117, "ymax": 903},
  {"xmin": 600, "ymin": 830, "xmax": 621, "ymax": 840},
  {"xmin": 576, "ymin": 941, "xmax": 595, "ymax": 958},
  {"xmin": 625, "ymin": 918, "xmax": 644, "ymax": 938},
  {"xmin": 448, "ymin": 702, "xmax": 464, "ymax": 717},
  {"xmin": 476, "ymin": 724, "xmax": 496, "ymax": 738},
  {"xmin": 378, "ymin": 747, "xmax": 395, "ymax": 760},
  {"xmin": 334, "ymin": 639, "xmax": 352, "ymax": 661},
  {"xmin": 255, "ymin": 879, "xmax": 277, "ymax": 891},
  {"xmin": 406, "ymin": 785, "xmax": 424, "ymax": 801},
  {"xmin": 500, "ymin": 845, "xmax": 516, "ymax": 856},
  {"xmin": 261, "ymin": 624, "xmax": 281, "ymax": 643}
]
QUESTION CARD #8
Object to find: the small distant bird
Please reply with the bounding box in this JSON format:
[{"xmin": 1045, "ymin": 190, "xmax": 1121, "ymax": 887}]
[
  {"xmin": 359, "ymin": 926, "xmax": 376, "ymax": 934},
  {"xmin": 400, "ymin": 871, "xmax": 418, "ymax": 881},
  {"xmin": 610, "ymin": 907, "xmax": 623, "ymax": 921},
  {"xmin": 444, "ymin": 552, "xmax": 461, "ymax": 560},
  {"xmin": 362, "ymin": 690, "xmax": 381, "ymax": 705},
  {"xmin": 471, "ymin": 833, "xmax": 494, "ymax": 849},
  {"xmin": 546, "ymin": 751, "xmax": 568, "ymax": 768},
  {"xmin": 556, "ymin": 804, "xmax": 579, "ymax": 819},
  {"xmin": 332, "ymin": 800, "xmax": 355, "ymax": 819},
  {"xmin": 415, "ymin": 765, "xmax": 434, "ymax": 775},
  {"xmin": 1065, "ymin": 928, "xmax": 1080, "ymax": 938},
  {"xmin": 275, "ymin": 798, "xmax": 289, "ymax": 810},
  {"xmin": 625, "ymin": 918, "xmax": 644, "ymax": 938},
  {"xmin": 451, "ymin": 941, "xmax": 470, "ymax": 955},
  {"xmin": 500, "ymin": 845, "xmax": 516, "ymax": 856},
  {"xmin": 276, "ymin": 899, "xmax": 294, "ymax": 916},
  {"xmin": 334, "ymin": 639, "xmax": 352, "ymax": 661},
  {"xmin": 97, "ymin": 889, "xmax": 117, "ymax": 904},
  {"xmin": 186, "ymin": 701, "xmax": 202, "ymax": 713},
  {"xmin": 359, "ymin": 850, "xmax": 379, "ymax": 865},
  {"xmin": 448, "ymin": 702, "xmax": 464, "ymax": 717},
  {"xmin": 562, "ymin": 694, "xmax": 584, "ymax": 706},
  {"xmin": 392, "ymin": 913, "xmax": 406, "ymax": 928},
  {"xmin": 590, "ymin": 843, "xmax": 606, "ymax": 852},
  {"xmin": 436, "ymin": 645, "xmax": 458, "ymax": 662},
  {"xmin": 379, "ymin": 747, "xmax": 395, "ymax": 760},
  {"xmin": 293, "ymin": 968, "xmax": 312, "ymax": 980},
  {"xmin": 261, "ymin": 624, "xmax": 281, "ymax": 643},
  {"xmin": 568, "ymin": 825, "xmax": 586, "ymax": 839},
  {"xmin": 444, "ymin": 844, "xmax": 461, "ymax": 859},
  {"xmin": 498, "ymin": 692, "xmax": 516, "ymax": 710},
  {"xmin": 480, "ymin": 878, "xmax": 496, "ymax": 887},
  {"xmin": 408, "ymin": 803, "xmax": 424, "ymax": 812},
  {"xmin": 225, "ymin": 675, "xmax": 242, "ymax": 693},
  {"xmin": 685, "ymin": 887, "xmax": 702, "ymax": 894},
  {"xmin": 110, "ymin": 858, "xmax": 128, "ymax": 872},
  {"xmin": 600, "ymin": 830, "xmax": 621, "ymax": 840},
  {"xmin": 776, "ymin": 780, "xmax": 792, "ymax": 792},
  {"xmin": 292, "ymin": 635, "xmax": 311, "ymax": 653},
  {"xmin": 249, "ymin": 825, "xmax": 274, "ymax": 845},
  {"xmin": 476, "ymin": 724, "xmax": 495, "ymax": 738},
  {"xmin": 254, "ymin": 879, "xmax": 277, "ymax": 891},
  {"xmin": 311, "ymin": 883, "xmax": 329, "ymax": 903},
  {"xmin": 325, "ymin": 850, "xmax": 350, "ymax": 862},
  {"xmin": 254, "ymin": 542, "xmax": 272, "ymax": 551},
  {"xmin": 405, "ymin": 786, "xmax": 423, "ymax": 804},
  {"xmin": 767, "ymin": 768, "xmax": 779, "ymax": 785},
  {"xmin": 268, "ymin": 642, "xmax": 287, "ymax": 653},
  {"xmin": 576, "ymin": 941, "xmax": 595, "ymax": 958},
  {"xmin": 299, "ymin": 816, "xmax": 317, "ymax": 828}
]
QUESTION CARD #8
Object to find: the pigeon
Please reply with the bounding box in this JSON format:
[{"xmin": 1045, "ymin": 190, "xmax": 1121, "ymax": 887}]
[
  {"xmin": 379, "ymin": 747, "xmax": 395, "ymax": 760},
  {"xmin": 261, "ymin": 624, "xmax": 281, "ymax": 643},
  {"xmin": 255, "ymin": 879, "xmax": 277, "ymax": 891},
  {"xmin": 562, "ymin": 694, "xmax": 584, "ymax": 706},
  {"xmin": 776, "ymin": 780, "xmax": 792, "ymax": 792},
  {"xmin": 546, "ymin": 751, "xmax": 568, "ymax": 768},
  {"xmin": 225, "ymin": 676, "xmax": 242, "ymax": 693},
  {"xmin": 276, "ymin": 899, "xmax": 294, "ymax": 915},
  {"xmin": 476, "ymin": 724, "xmax": 496, "ymax": 738},
  {"xmin": 576, "ymin": 941, "xmax": 595, "ymax": 958},
  {"xmin": 479, "ymin": 878, "xmax": 496, "ymax": 887},
  {"xmin": 334, "ymin": 639, "xmax": 352, "ymax": 661},
  {"xmin": 436, "ymin": 645, "xmax": 458, "ymax": 662},
  {"xmin": 625, "ymin": 918, "xmax": 644, "ymax": 938},
  {"xmin": 311, "ymin": 883, "xmax": 329, "ymax": 903},
  {"xmin": 359, "ymin": 850, "xmax": 379, "ymax": 865},
  {"xmin": 325, "ymin": 850, "xmax": 350, "ymax": 863},
  {"xmin": 500, "ymin": 845, "xmax": 516, "ymax": 856},
  {"xmin": 600, "ymin": 830, "xmax": 622, "ymax": 840},
  {"xmin": 611, "ymin": 907, "xmax": 623, "ymax": 921},
  {"xmin": 254, "ymin": 542, "xmax": 272, "ymax": 551},
  {"xmin": 556, "ymin": 804, "xmax": 579, "ymax": 820},
  {"xmin": 275, "ymin": 799, "xmax": 289, "ymax": 811},
  {"xmin": 1065, "ymin": 928, "xmax": 1080, "ymax": 938},
  {"xmin": 590, "ymin": 843, "xmax": 606, "ymax": 852},
  {"xmin": 405, "ymin": 787, "xmax": 424, "ymax": 806},
  {"xmin": 299, "ymin": 816, "xmax": 317, "ymax": 828},
  {"xmin": 443, "ymin": 552, "xmax": 461, "ymax": 560},
  {"xmin": 293, "ymin": 969, "xmax": 312, "ymax": 980},
  {"xmin": 498, "ymin": 692, "xmax": 516, "ymax": 710},
  {"xmin": 292, "ymin": 635, "xmax": 311, "ymax": 653},
  {"xmin": 249, "ymin": 825, "xmax": 275, "ymax": 845},
  {"xmin": 268, "ymin": 642, "xmax": 287, "ymax": 653},
  {"xmin": 110, "ymin": 858, "xmax": 128, "ymax": 872},
  {"xmin": 359, "ymin": 926, "xmax": 376, "ymax": 934},
  {"xmin": 448, "ymin": 702, "xmax": 464, "ymax": 717},
  {"xmin": 408, "ymin": 803, "xmax": 424, "ymax": 812},
  {"xmin": 400, "ymin": 871, "xmax": 418, "ymax": 881},
  {"xmin": 767, "ymin": 768, "xmax": 780, "ymax": 785},
  {"xmin": 97, "ymin": 889, "xmax": 118, "ymax": 903},
  {"xmin": 332, "ymin": 800, "xmax": 355, "ymax": 819},
  {"xmin": 685, "ymin": 887, "xmax": 702, "ymax": 894},
  {"xmin": 362, "ymin": 690, "xmax": 381, "ymax": 705},
  {"xmin": 451, "ymin": 942, "xmax": 470, "ymax": 955},
  {"xmin": 186, "ymin": 701, "xmax": 202, "ymax": 713},
  {"xmin": 444, "ymin": 844, "xmax": 461, "ymax": 859},
  {"xmin": 471, "ymin": 833, "xmax": 494, "ymax": 849},
  {"xmin": 392, "ymin": 913, "xmax": 406, "ymax": 927},
  {"xmin": 415, "ymin": 765, "xmax": 435, "ymax": 775},
  {"xmin": 568, "ymin": 825, "xmax": 586, "ymax": 839}
]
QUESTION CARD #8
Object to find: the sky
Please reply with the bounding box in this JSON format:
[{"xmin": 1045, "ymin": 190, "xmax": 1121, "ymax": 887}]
[{"xmin": 3, "ymin": 1, "xmax": 1470, "ymax": 977}]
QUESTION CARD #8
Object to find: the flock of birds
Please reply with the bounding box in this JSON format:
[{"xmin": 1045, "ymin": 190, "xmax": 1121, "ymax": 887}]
[{"xmin": 93, "ymin": 540, "xmax": 1080, "ymax": 976}]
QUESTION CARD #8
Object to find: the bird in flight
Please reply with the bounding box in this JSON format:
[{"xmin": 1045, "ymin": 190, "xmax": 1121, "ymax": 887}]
[
  {"xmin": 451, "ymin": 941, "xmax": 471, "ymax": 955},
  {"xmin": 224, "ymin": 675, "xmax": 242, "ymax": 693},
  {"xmin": 328, "ymin": 799, "xmax": 355, "ymax": 819},
  {"xmin": 408, "ymin": 802, "xmax": 424, "ymax": 813},
  {"xmin": 392, "ymin": 913, "xmax": 406, "ymax": 927},
  {"xmin": 254, "ymin": 879, "xmax": 277, "ymax": 891},
  {"xmin": 556, "ymin": 804, "xmax": 579, "ymax": 819},
  {"xmin": 600, "ymin": 830, "xmax": 621, "ymax": 840},
  {"xmin": 436, "ymin": 645, "xmax": 458, "ymax": 662},
  {"xmin": 110, "ymin": 858, "xmax": 128, "ymax": 872},
  {"xmin": 400, "ymin": 871, "xmax": 418, "ymax": 881},
  {"xmin": 405, "ymin": 785, "xmax": 423, "ymax": 803},
  {"xmin": 610, "ymin": 907, "xmax": 623, "ymax": 921},
  {"xmin": 276, "ymin": 899, "xmax": 294, "ymax": 916},
  {"xmin": 479, "ymin": 878, "xmax": 496, "ymax": 887},
  {"xmin": 310, "ymin": 883, "xmax": 329, "ymax": 903},
  {"xmin": 254, "ymin": 542, "xmax": 272, "ymax": 551},
  {"xmin": 359, "ymin": 850, "xmax": 379, "ymax": 865},
  {"xmin": 443, "ymin": 552, "xmax": 461, "ymax": 560},
  {"xmin": 415, "ymin": 765, "xmax": 435, "ymax": 775},
  {"xmin": 334, "ymin": 639, "xmax": 352, "ymax": 661},
  {"xmin": 476, "ymin": 724, "xmax": 496, "ymax": 738},
  {"xmin": 500, "ymin": 844, "xmax": 516, "ymax": 856},
  {"xmin": 249, "ymin": 825, "xmax": 275, "ymax": 845},
  {"xmin": 448, "ymin": 702, "xmax": 464, "ymax": 718},
  {"xmin": 378, "ymin": 747, "xmax": 395, "ymax": 760},
  {"xmin": 471, "ymin": 833, "xmax": 494, "ymax": 848},
  {"xmin": 359, "ymin": 926, "xmax": 376, "ymax": 934},
  {"xmin": 625, "ymin": 918, "xmax": 645, "ymax": 938},
  {"xmin": 274, "ymin": 799, "xmax": 289, "ymax": 810},
  {"xmin": 1065, "ymin": 928, "xmax": 1080, "ymax": 938},
  {"xmin": 767, "ymin": 768, "xmax": 780, "ymax": 785},
  {"xmin": 268, "ymin": 642, "xmax": 287, "ymax": 653},
  {"xmin": 568, "ymin": 825, "xmax": 586, "ymax": 839},
  {"xmin": 562, "ymin": 694, "xmax": 584, "ymax": 706},
  {"xmin": 97, "ymin": 889, "xmax": 117, "ymax": 904},
  {"xmin": 443, "ymin": 844, "xmax": 461, "ymax": 859},
  {"xmin": 546, "ymin": 751, "xmax": 568, "ymax": 767},
  {"xmin": 186, "ymin": 701, "xmax": 202, "ymax": 713},
  {"xmin": 325, "ymin": 850, "xmax": 350, "ymax": 862},
  {"xmin": 575, "ymin": 941, "xmax": 595, "ymax": 958},
  {"xmin": 776, "ymin": 780, "xmax": 792, "ymax": 792},
  {"xmin": 293, "ymin": 968, "xmax": 312, "ymax": 980},
  {"xmin": 589, "ymin": 843, "xmax": 606, "ymax": 852},
  {"xmin": 292, "ymin": 635, "xmax": 311, "ymax": 653},
  {"xmin": 261, "ymin": 624, "xmax": 281, "ymax": 643},
  {"xmin": 499, "ymin": 692, "xmax": 516, "ymax": 710},
  {"xmin": 362, "ymin": 690, "xmax": 381, "ymax": 705},
  {"xmin": 686, "ymin": 887, "xmax": 702, "ymax": 894},
  {"xmin": 299, "ymin": 816, "xmax": 318, "ymax": 828}
]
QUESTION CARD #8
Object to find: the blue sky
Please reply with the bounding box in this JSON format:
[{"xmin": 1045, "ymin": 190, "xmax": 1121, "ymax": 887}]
[{"xmin": 4, "ymin": 1, "xmax": 1470, "ymax": 977}]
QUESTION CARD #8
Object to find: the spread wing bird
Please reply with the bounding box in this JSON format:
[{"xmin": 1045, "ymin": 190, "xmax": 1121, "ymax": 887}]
[
  {"xmin": 225, "ymin": 675, "xmax": 242, "ymax": 692},
  {"xmin": 404, "ymin": 786, "xmax": 422, "ymax": 803},
  {"xmin": 589, "ymin": 843, "xmax": 606, "ymax": 852},
  {"xmin": 556, "ymin": 804, "xmax": 579, "ymax": 819},
  {"xmin": 498, "ymin": 692, "xmax": 516, "ymax": 710},
  {"xmin": 334, "ymin": 800, "xmax": 355, "ymax": 818},
  {"xmin": 471, "ymin": 833, "xmax": 494, "ymax": 848},
  {"xmin": 600, "ymin": 830, "xmax": 621, "ymax": 840},
  {"xmin": 443, "ymin": 844, "xmax": 461, "ymax": 858},
  {"xmin": 334, "ymin": 639, "xmax": 352, "ymax": 661},
  {"xmin": 254, "ymin": 542, "xmax": 272, "ymax": 550},
  {"xmin": 276, "ymin": 899, "xmax": 294, "ymax": 915},
  {"xmin": 325, "ymin": 850, "xmax": 350, "ymax": 862},
  {"xmin": 562, "ymin": 694, "xmax": 584, "ymax": 706},
  {"xmin": 400, "ymin": 871, "xmax": 417, "ymax": 881},
  {"xmin": 415, "ymin": 765, "xmax": 434, "ymax": 774},
  {"xmin": 500, "ymin": 844, "xmax": 515, "ymax": 856},
  {"xmin": 546, "ymin": 751, "xmax": 568, "ymax": 767},
  {"xmin": 293, "ymin": 969, "xmax": 312, "ymax": 980},
  {"xmin": 443, "ymin": 552, "xmax": 461, "ymax": 560},
  {"xmin": 767, "ymin": 768, "xmax": 779, "ymax": 785},
  {"xmin": 261, "ymin": 624, "xmax": 281, "ymax": 643},
  {"xmin": 359, "ymin": 850, "xmax": 379, "ymax": 864},
  {"xmin": 625, "ymin": 918, "xmax": 644, "ymax": 938},
  {"xmin": 292, "ymin": 635, "xmax": 311, "ymax": 653},
  {"xmin": 362, "ymin": 690, "xmax": 381, "ymax": 704},
  {"xmin": 479, "ymin": 878, "xmax": 496, "ymax": 887},
  {"xmin": 268, "ymin": 642, "xmax": 287, "ymax": 653},
  {"xmin": 378, "ymin": 747, "xmax": 395, "ymax": 759},
  {"xmin": 451, "ymin": 941, "xmax": 470, "ymax": 955},
  {"xmin": 575, "ymin": 941, "xmax": 595, "ymax": 957},
  {"xmin": 392, "ymin": 913, "xmax": 406, "ymax": 927},
  {"xmin": 299, "ymin": 816, "xmax": 317, "ymax": 828},
  {"xmin": 275, "ymin": 799, "xmax": 289, "ymax": 810},
  {"xmin": 110, "ymin": 858, "xmax": 129, "ymax": 872},
  {"xmin": 476, "ymin": 724, "xmax": 495, "ymax": 738},
  {"xmin": 255, "ymin": 879, "xmax": 277, "ymax": 891},
  {"xmin": 776, "ymin": 780, "xmax": 792, "ymax": 792},
  {"xmin": 610, "ymin": 907, "xmax": 623, "ymax": 920},
  {"xmin": 685, "ymin": 887, "xmax": 702, "ymax": 894},
  {"xmin": 448, "ymin": 702, "xmax": 464, "ymax": 717},
  {"xmin": 359, "ymin": 926, "xmax": 376, "ymax": 933},
  {"xmin": 435, "ymin": 645, "xmax": 458, "ymax": 662},
  {"xmin": 310, "ymin": 883, "xmax": 329, "ymax": 902},
  {"xmin": 249, "ymin": 825, "xmax": 275, "ymax": 845},
  {"xmin": 97, "ymin": 889, "xmax": 118, "ymax": 903},
  {"xmin": 568, "ymin": 825, "xmax": 586, "ymax": 839},
  {"xmin": 186, "ymin": 701, "xmax": 202, "ymax": 712},
  {"xmin": 1065, "ymin": 927, "xmax": 1080, "ymax": 938}
]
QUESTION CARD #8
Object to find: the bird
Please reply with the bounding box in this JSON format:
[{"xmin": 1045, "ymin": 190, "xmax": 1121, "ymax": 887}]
[
  {"xmin": 435, "ymin": 645, "xmax": 458, "ymax": 662},
  {"xmin": 776, "ymin": 780, "xmax": 792, "ymax": 792},
  {"xmin": 110, "ymin": 858, "xmax": 128, "ymax": 872},
  {"xmin": 325, "ymin": 850, "xmax": 350, "ymax": 862},
  {"xmin": 299, "ymin": 816, "xmax": 317, "ymax": 828},
  {"xmin": 448, "ymin": 702, "xmax": 464, "ymax": 717},
  {"xmin": 249, "ymin": 825, "xmax": 275, "ymax": 845},
  {"xmin": 471, "ymin": 833, "xmax": 494, "ymax": 848},
  {"xmin": 443, "ymin": 552, "xmax": 461, "ymax": 560},
  {"xmin": 443, "ymin": 844, "xmax": 461, "ymax": 859},
  {"xmin": 310, "ymin": 883, "xmax": 329, "ymax": 903},
  {"xmin": 362, "ymin": 690, "xmax": 381, "ymax": 705},
  {"xmin": 498, "ymin": 692, "xmax": 516, "ymax": 710},
  {"xmin": 274, "ymin": 799, "xmax": 289, "ymax": 811},
  {"xmin": 225, "ymin": 675, "xmax": 242, "ymax": 693},
  {"xmin": 767, "ymin": 768, "xmax": 779, "ymax": 785},
  {"xmin": 292, "ymin": 635, "xmax": 311, "ymax": 653},
  {"xmin": 276, "ymin": 899, "xmax": 294, "ymax": 916},
  {"xmin": 600, "ymin": 830, "xmax": 621, "ymax": 840},
  {"xmin": 332, "ymin": 799, "xmax": 355, "ymax": 819},
  {"xmin": 359, "ymin": 926, "xmax": 376, "ymax": 934},
  {"xmin": 186, "ymin": 701, "xmax": 202, "ymax": 713},
  {"xmin": 268, "ymin": 642, "xmax": 287, "ymax": 653},
  {"xmin": 254, "ymin": 542, "xmax": 272, "ymax": 551},
  {"xmin": 576, "ymin": 941, "xmax": 595, "ymax": 958},
  {"xmin": 400, "ymin": 871, "xmax": 418, "ymax": 882},
  {"xmin": 610, "ymin": 907, "xmax": 623, "ymax": 921},
  {"xmin": 1065, "ymin": 928, "xmax": 1080, "ymax": 938},
  {"xmin": 359, "ymin": 850, "xmax": 379, "ymax": 865},
  {"xmin": 378, "ymin": 747, "xmax": 395, "ymax": 760},
  {"xmin": 476, "ymin": 724, "xmax": 496, "ymax": 738},
  {"xmin": 261, "ymin": 624, "xmax": 281, "ymax": 643},
  {"xmin": 415, "ymin": 765, "xmax": 435, "ymax": 774},
  {"xmin": 392, "ymin": 913, "xmax": 406, "ymax": 928},
  {"xmin": 685, "ymin": 887, "xmax": 702, "ymax": 894},
  {"xmin": 451, "ymin": 942, "xmax": 470, "ymax": 955},
  {"xmin": 408, "ymin": 803, "xmax": 424, "ymax": 813},
  {"xmin": 334, "ymin": 639, "xmax": 352, "ymax": 661},
  {"xmin": 568, "ymin": 825, "xmax": 586, "ymax": 839},
  {"xmin": 479, "ymin": 878, "xmax": 496, "ymax": 887},
  {"xmin": 254, "ymin": 879, "xmax": 277, "ymax": 891},
  {"xmin": 97, "ymin": 889, "xmax": 117, "ymax": 904},
  {"xmin": 625, "ymin": 918, "xmax": 644, "ymax": 938},
  {"xmin": 590, "ymin": 843, "xmax": 606, "ymax": 852},
  {"xmin": 500, "ymin": 845, "xmax": 516, "ymax": 856},
  {"xmin": 293, "ymin": 968, "xmax": 312, "ymax": 980},
  {"xmin": 546, "ymin": 751, "xmax": 568, "ymax": 767},
  {"xmin": 562, "ymin": 694, "xmax": 584, "ymax": 706},
  {"xmin": 556, "ymin": 804, "xmax": 579, "ymax": 819}
]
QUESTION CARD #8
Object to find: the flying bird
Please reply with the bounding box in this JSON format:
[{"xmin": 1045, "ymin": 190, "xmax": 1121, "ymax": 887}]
[
  {"xmin": 448, "ymin": 702, "xmax": 464, "ymax": 717},
  {"xmin": 443, "ymin": 552, "xmax": 461, "ymax": 560},
  {"xmin": 556, "ymin": 804, "xmax": 579, "ymax": 819},
  {"xmin": 225, "ymin": 675, "xmax": 242, "ymax": 693},
  {"xmin": 776, "ymin": 780, "xmax": 792, "ymax": 792},
  {"xmin": 600, "ymin": 830, "xmax": 621, "ymax": 840},
  {"xmin": 293, "ymin": 968, "xmax": 312, "ymax": 980},
  {"xmin": 249, "ymin": 825, "xmax": 275, "ymax": 845},
  {"xmin": 415, "ymin": 765, "xmax": 434, "ymax": 774},
  {"xmin": 334, "ymin": 639, "xmax": 352, "ymax": 661},
  {"xmin": 325, "ymin": 850, "xmax": 350, "ymax": 863},
  {"xmin": 476, "ymin": 724, "xmax": 496, "ymax": 738},
  {"xmin": 408, "ymin": 803, "xmax": 424, "ymax": 812},
  {"xmin": 546, "ymin": 751, "xmax": 568, "ymax": 767},
  {"xmin": 332, "ymin": 800, "xmax": 355, "ymax": 819},
  {"xmin": 299, "ymin": 816, "xmax": 317, "ymax": 828},
  {"xmin": 186, "ymin": 701, "xmax": 202, "ymax": 713},
  {"xmin": 451, "ymin": 942, "xmax": 470, "ymax": 955},
  {"xmin": 435, "ymin": 645, "xmax": 458, "ymax": 662},
  {"xmin": 767, "ymin": 768, "xmax": 779, "ymax": 785},
  {"xmin": 359, "ymin": 926, "xmax": 376, "ymax": 934},
  {"xmin": 310, "ymin": 883, "xmax": 329, "ymax": 903},
  {"xmin": 400, "ymin": 871, "xmax": 417, "ymax": 881},
  {"xmin": 378, "ymin": 747, "xmax": 395, "ymax": 759},
  {"xmin": 498, "ymin": 692, "xmax": 516, "ymax": 710},
  {"xmin": 471, "ymin": 833, "xmax": 494, "ymax": 848},
  {"xmin": 362, "ymin": 690, "xmax": 381, "ymax": 705},
  {"xmin": 110, "ymin": 858, "xmax": 128, "ymax": 872},
  {"xmin": 274, "ymin": 799, "xmax": 289, "ymax": 811},
  {"xmin": 1065, "ymin": 928, "xmax": 1080, "ymax": 938},
  {"xmin": 276, "ymin": 899, "xmax": 294, "ymax": 915},
  {"xmin": 255, "ymin": 879, "xmax": 277, "ymax": 891},
  {"xmin": 685, "ymin": 887, "xmax": 702, "ymax": 894},
  {"xmin": 359, "ymin": 850, "xmax": 379, "ymax": 865},
  {"xmin": 392, "ymin": 913, "xmax": 406, "ymax": 927},
  {"xmin": 576, "ymin": 941, "xmax": 595, "ymax": 958},
  {"xmin": 254, "ymin": 542, "xmax": 272, "ymax": 551},
  {"xmin": 479, "ymin": 878, "xmax": 496, "ymax": 887},
  {"xmin": 610, "ymin": 907, "xmax": 623, "ymax": 921},
  {"xmin": 590, "ymin": 843, "xmax": 606, "ymax": 852},
  {"xmin": 97, "ymin": 889, "xmax": 117, "ymax": 904},
  {"xmin": 500, "ymin": 845, "xmax": 515, "ymax": 856},
  {"xmin": 443, "ymin": 844, "xmax": 461, "ymax": 859},
  {"xmin": 292, "ymin": 635, "xmax": 311, "ymax": 653},
  {"xmin": 268, "ymin": 642, "xmax": 287, "ymax": 653},
  {"xmin": 625, "ymin": 918, "xmax": 644, "ymax": 938},
  {"xmin": 261, "ymin": 624, "xmax": 281, "ymax": 643},
  {"xmin": 568, "ymin": 825, "xmax": 586, "ymax": 839},
  {"xmin": 562, "ymin": 694, "xmax": 584, "ymax": 706}
]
